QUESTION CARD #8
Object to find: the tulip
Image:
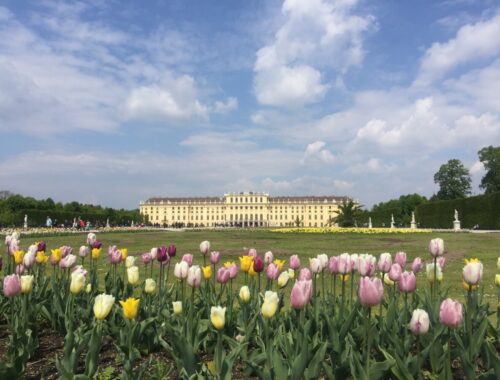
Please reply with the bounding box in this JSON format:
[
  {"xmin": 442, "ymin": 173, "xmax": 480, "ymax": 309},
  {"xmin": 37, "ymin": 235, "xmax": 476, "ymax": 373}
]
[
  {"xmin": 13, "ymin": 250, "xmax": 24, "ymax": 265},
  {"xmin": 72, "ymin": 265, "xmax": 88, "ymax": 277},
  {"xmin": 144, "ymin": 278, "xmax": 156, "ymax": 294},
  {"xmin": 358, "ymin": 277, "xmax": 384, "ymax": 307},
  {"xmin": 142, "ymin": 252, "xmax": 152, "ymax": 265},
  {"xmin": 239, "ymin": 285, "xmax": 250, "ymax": 303},
  {"xmin": 210, "ymin": 251, "xmax": 220, "ymax": 265},
  {"xmin": 253, "ymin": 256, "xmax": 264, "ymax": 273},
  {"xmin": 409, "ymin": 309, "xmax": 430, "ymax": 335},
  {"xmin": 358, "ymin": 254, "xmax": 376, "ymax": 277},
  {"xmin": 411, "ymin": 257, "xmax": 423, "ymax": 273},
  {"xmin": 187, "ymin": 265, "xmax": 202, "ymax": 288},
  {"xmin": 463, "ymin": 259, "xmax": 483, "ymax": 286},
  {"xmin": 288, "ymin": 268, "xmax": 295, "ymax": 279},
  {"xmin": 264, "ymin": 251, "xmax": 274, "ymax": 264},
  {"xmin": 9, "ymin": 239, "xmax": 20, "ymax": 255},
  {"xmin": 329, "ymin": 256, "xmax": 339, "ymax": 274},
  {"xmin": 317, "ymin": 254, "xmax": 329, "ymax": 271},
  {"xmin": 248, "ymin": 265, "xmax": 257, "ymax": 277},
  {"xmin": 261, "ymin": 291, "xmax": 279, "ymax": 319},
  {"xmin": 266, "ymin": 263, "xmax": 280, "ymax": 280},
  {"xmin": 495, "ymin": 274, "xmax": 500, "ymax": 287},
  {"xmin": 79, "ymin": 246, "xmax": 89, "ymax": 258},
  {"xmin": 439, "ymin": 298, "xmax": 463, "ymax": 328},
  {"xmin": 398, "ymin": 271, "xmax": 417, "ymax": 293},
  {"xmin": 298, "ymin": 268, "xmax": 312, "ymax": 281},
  {"xmin": 125, "ymin": 256, "xmax": 136, "ymax": 268},
  {"xmin": 211, "ymin": 306, "xmax": 226, "ymax": 329},
  {"xmin": 350, "ymin": 254, "xmax": 359, "ymax": 271},
  {"xmin": 37, "ymin": 241, "xmax": 46, "ymax": 252},
  {"xmin": 86, "ymin": 233, "xmax": 97, "ymax": 245},
  {"xmin": 167, "ymin": 244, "xmax": 177, "ymax": 257},
  {"xmin": 173, "ymin": 301, "xmax": 183, "ymax": 316},
  {"xmin": 227, "ymin": 263, "xmax": 238, "ymax": 279},
  {"xmin": 91, "ymin": 248, "xmax": 101, "ymax": 260},
  {"xmin": 290, "ymin": 279, "xmax": 313, "ymax": 309},
  {"xmin": 20, "ymin": 275, "xmax": 34, "ymax": 294},
  {"xmin": 378, "ymin": 253, "xmax": 392, "ymax": 273},
  {"xmin": 61, "ymin": 246, "xmax": 73, "ymax": 258},
  {"xmin": 127, "ymin": 266, "xmax": 140, "ymax": 285},
  {"xmin": 120, "ymin": 297, "xmax": 140, "ymax": 320},
  {"xmin": 429, "ymin": 238, "xmax": 444, "ymax": 257},
  {"xmin": 277, "ymin": 271, "xmax": 290, "ymax": 288},
  {"xmin": 274, "ymin": 259, "xmax": 286, "ymax": 271},
  {"xmin": 383, "ymin": 273, "xmax": 395, "ymax": 286},
  {"xmin": 437, "ymin": 256, "xmax": 446, "ymax": 270},
  {"xmin": 3, "ymin": 274, "xmax": 21, "ymax": 297},
  {"xmin": 426, "ymin": 263, "xmax": 443, "ymax": 283},
  {"xmin": 27, "ymin": 244, "xmax": 38, "ymax": 256},
  {"xmin": 174, "ymin": 261, "xmax": 189, "ymax": 280},
  {"xmin": 59, "ymin": 254, "xmax": 77, "ymax": 269},
  {"xmin": 120, "ymin": 248, "xmax": 128, "ymax": 261},
  {"xmin": 289, "ymin": 254, "xmax": 301, "ymax": 270},
  {"xmin": 248, "ymin": 248, "xmax": 257, "ymax": 257},
  {"xmin": 93, "ymin": 294, "xmax": 115, "ymax": 320},
  {"xmin": 182, "ymin": 254, "xmax": 193, "ymax": 266},
  {"xmin": 395, "ymin": 251, "xmax": 407, "ymax": 268},
  {"xmin": 239, "ymin": 256, "xmax": 253, "ymax": 272},
  {"xmin": 36, "ymin": 251, "xmax": 49, "ymax": 264},
  {"xmin": 338, "ymin": 253, "xmax": 352, "ymax": 274},
  {"xmin": 388, "ymin": 263, "xmax": 402, "ymax": 282},
  {"xmin": 199, "ymin": 240, "xmax": 210, "ymax": 255},
  {"xmin": 23, "ymin": 252, "xmax": 36, "ymax": 269},
  {"xmin": 85, "ymin": 284, "xmax": 92, "ymax": 293},
  {"xmin": 16, "ymin": 265, "xmax": 25, "ymax": 275},
  {"xmin": 157, "ymin": 246, "xmax": 168, "ymax": 263},
  {"xmin": 216, "ymin": 267, "xmax": 230, "ymax": 284},
  {"xmin": 91, "ymin": 240, "xmax": 102, "ymax": 249},
  {"xmin": 70, "ymin": 272, "xmax": 86, "ymax": 294},
  {"xmin": 310, "ymin": 258, "xmax": 322, "ymax": 274},
  {"xmin": 110, "ymin": 249, "xmax": 122, "ymax": 264},
  {"xmin": 150, "ymin": 247, "xmax": 158, "ymax": 260},
  {"xmin": 202, "ymin": 265, "xmax": 212, "ymax": 280}
]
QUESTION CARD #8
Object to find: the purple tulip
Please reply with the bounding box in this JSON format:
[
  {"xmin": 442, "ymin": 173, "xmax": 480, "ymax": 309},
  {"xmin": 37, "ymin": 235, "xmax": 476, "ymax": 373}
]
[
  {"xmin": 358, "ymin": 276, "xmax": 384, "ymax": 307},
  {"xmin": 110, "ymin": 250, "xmax": 122, "ymax": 264},
  {"xmin": 3, "ymin": 274, "xmax": 21, "ymax": 297},
  {"xmin": 290, "ymin": 279, "xmax": 313, "ymax": 309},
  {"xmin": 298, "ymin": 267, "xmax": 312, "ymax": 281},
  {"xmin": 253, "ymin": 256, "xmax": 264, "ymax": 273},
  {"xmin": 389, "ymin": 263, "xmax": 402, "ymax": 282},
  {"xmin": 182, "ymin": 254, "xmax": 193, "ymax": 266},
  {"xmin": 398, "ymin": 271, "xmax": 417, "ymax": 293},
  {"xmin": 394, "ymin": 251, "xmax": 407, "ymax": 268},
  {"xmin": 216, "ymin": 267, "xmax": 230, "ymax": 284},
  {"xmin": 439, "ymin": 298, "xmax": 463, "ymax": 328},
  {"xmin": 289, "ymin": 254, "xmax": 301, "ymax": 270},
  {"xmin": 37, "ymin": 241, "xmax": 46, "ymax": 252},
  {"xmin": 142, "ymin": 252, "xmax": 152, "ymax": 265},
  {"xmin": 266, "ymin": 263, "xmax": 280, "ymax": 280},
  {"xmin": 411, "ymin": 257, "xmax": 423, "ymax": 273},
  {"xmin": 167, "ymin": 244, "xmax": 176, "ymax": 257},
  {"xmin": 91, "ymin": 240, "xmax": 102, "ymax": 249},
  {"xmin": 157, "ymin": 246, "xmax": 168, "ymax": 263},
  {"xmin": 210, "ymin": 251, "xmax": 220, "ymax": 265}
]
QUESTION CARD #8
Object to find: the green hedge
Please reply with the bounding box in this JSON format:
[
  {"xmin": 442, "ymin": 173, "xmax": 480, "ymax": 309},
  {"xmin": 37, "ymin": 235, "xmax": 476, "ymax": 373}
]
[
  {"xmin": 415, "ymin": 192, "xmax": 500, "ymax": 229},
  {"xmin": 356, "ymin": 207, "xmax": 405, "ymax": 227}
]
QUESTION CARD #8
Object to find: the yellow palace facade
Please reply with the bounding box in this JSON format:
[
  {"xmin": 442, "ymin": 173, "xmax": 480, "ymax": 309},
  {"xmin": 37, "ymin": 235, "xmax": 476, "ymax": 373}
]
[{"xmin": 139, "ymin": 192, "xmax": 351, "ymax": 228}]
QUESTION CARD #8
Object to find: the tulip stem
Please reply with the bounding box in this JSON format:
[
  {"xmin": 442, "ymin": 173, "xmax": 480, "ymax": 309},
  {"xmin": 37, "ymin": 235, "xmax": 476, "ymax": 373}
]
[
  {"xmin": 365, "ymin": 308, "xmax": 371, "ymax": 378},
  {"xmin": 467, "ymin": 287, "xmax": 473, "ymax": 363},
  {"xmin": 341, "ymin": 278, "xmax": 346, "ymax": 321},
  {"xmin": 433, "ymin": 257, "xmax": 437, "ymax": 303},
  {"xmin": 350, "ymin": 273, "xmax": 354, "ymax": 308},
  {"xmin": 333, "ymin": 274, "xmax": 337, "ymax": 315}
]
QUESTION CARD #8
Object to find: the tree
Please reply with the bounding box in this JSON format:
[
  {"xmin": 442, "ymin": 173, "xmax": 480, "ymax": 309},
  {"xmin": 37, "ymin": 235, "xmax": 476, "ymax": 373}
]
[
  {"xmin": 333, "ymin": 200, "xmax": 361, "ymax": 227},
  {"xmin": 433, "ymin": 159, "xmax": 471, "ymax": 200},
  {"xmin": 478, "ymin": 146, "xmax": 500, "ymax": 194}
]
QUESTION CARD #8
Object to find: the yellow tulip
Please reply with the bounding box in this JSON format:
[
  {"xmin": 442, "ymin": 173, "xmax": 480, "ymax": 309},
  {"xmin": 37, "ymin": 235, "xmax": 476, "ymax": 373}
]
[
  {"xmin": 383, "ymin": 274, "xmax": 394, "ymax": 286},
  {"xmin": 144, "ymin": 279, "xmax": 156, "ymax": 294},
  {"xmin": 277, "ymin": 271, "xmax": 290, "ymax": 288},
  {"xmin": 248, "ymin": 265, "xmax": 257, "ymax": 277},
  {"xmin": 462, "ymin": 281, "xmax": 477, "ymax": 291},
  {"xmin": 93, "ymin": 294, "xmax": 115, "ymax": 320},
  {"xmin": 85, "ymin": 284, "xmax": 92, "ymax": 293},
  {"xmin": 341, "ymin": 274, "xmax": 350, "ymax": 283},
  {"xmin": 495, "ymin": 274, "xmax": 500, "ymax": 287},
  {"xmin": 261, "ymin": 291, "xmax": 279, "ymax": 319},
  {"xmin": 239, "ymin": 285, "xmax": 250, "ymax": 303},
  {"xmin": 464, "ymin": 258, "xmax": 480, "ymax": 265},
  {"xmin": 119, "ymin": 297, "xmax": 140, "ymax": 320},
  {"xmin": 172, "ymin": 301, "xmax": 183, "ymax": 315},
  {"xmin": 13, "ymin": 250, "xmax": 24, "ymax": 265},
  {"xmin": 210, "ymin": 306, "xmax": 226, "ymax": 330},
  {"xmin": 51, "ymin": 248, "xmax": 62, "ymax": 263},
  {"xmin": 121, "ymin": 248, "xmax": 128, "ymax": 261},
  {"xmin": 127, "ymin": 266, "xmax": 139, "ymax": 285},
  {"xmin": 202, "ymin": 265, "xmax": 212, "ymax": 280},
  {"xmin": 239, "ymin": 256, "xmax": 253, "ymax": 273},
  {"xmin": 273, "ymin": 259, "xmax": 286, "ymax": 271},
  {"xmin": 288, "ymin": 268, "xmax": 295, "ymax": 279},
  {"xmin": 36, "ymin": 251, "xmax": 49, "ymax": 264},
  {"xmin": 70, "ymin": 272, "xmax": 86, "ymax": 294},
  {"xmin": 223, "ymin": 261, "xmax": 234, "ymax": 268},
  {"xmin": 91, "ymin": 248, "xmax": 101, "ymax": 260},
  {"xmin": 20, "ymin": 275, "xmax": 34, "ymax": 294}
]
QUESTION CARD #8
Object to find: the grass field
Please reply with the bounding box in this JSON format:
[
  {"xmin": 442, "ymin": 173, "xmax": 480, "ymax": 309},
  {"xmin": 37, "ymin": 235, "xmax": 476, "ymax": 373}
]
[{"xmin": 10, "ymin": 228, "xmax": 499, "ymax": 310}]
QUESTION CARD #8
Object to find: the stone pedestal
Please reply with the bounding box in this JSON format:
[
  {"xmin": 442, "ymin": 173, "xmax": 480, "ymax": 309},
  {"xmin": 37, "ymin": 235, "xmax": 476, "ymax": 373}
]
[
  {"xmin": 411, "ymin": 222, "xmax": 417, "ymax": 229},
  {"xmin": 453, "ymin": 220, "xmax": 461, "ymax": 231}
]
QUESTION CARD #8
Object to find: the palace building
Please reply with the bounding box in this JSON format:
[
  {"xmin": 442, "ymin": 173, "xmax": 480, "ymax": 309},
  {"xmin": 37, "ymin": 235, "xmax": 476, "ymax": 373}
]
[{"xmin": 139, "ymin": 192, "xmax": 352, "ymax": 228}]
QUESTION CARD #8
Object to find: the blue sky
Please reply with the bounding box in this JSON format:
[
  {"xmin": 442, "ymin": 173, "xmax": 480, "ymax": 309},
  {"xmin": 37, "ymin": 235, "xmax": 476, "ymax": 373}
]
[{"xmin": 0, "ymin": 0, "xmax": 499, "ymax": 209}]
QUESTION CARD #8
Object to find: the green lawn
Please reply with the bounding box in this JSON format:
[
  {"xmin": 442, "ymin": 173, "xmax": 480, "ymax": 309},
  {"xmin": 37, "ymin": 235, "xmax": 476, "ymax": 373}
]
[{"xmin": 9, "ymin": 229, "xmax": 499, "ymax": 310}]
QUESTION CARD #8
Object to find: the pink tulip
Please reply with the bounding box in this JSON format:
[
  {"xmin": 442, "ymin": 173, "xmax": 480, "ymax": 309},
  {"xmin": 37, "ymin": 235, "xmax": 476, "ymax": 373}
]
[
  {"xmin": 358, "ymin": 277, "xmax": 384, "ymax": 307},
  {"xmin": 108, "ymin": 245, "xmax": 117, "ymax": 256},
  {"xmin": 411, "ymin": 257, "xmax": 422, "ymax": 273},
  {"xmin": 86, "ymin": 233, "xmax": 97, "ymax": 245},
  {"xmin": 394, "ymin": 251, "xmax": 407, "ymax": 268},
  {"xmin": 187, "ymin": 265, "xmax": 202, "ymax": 288},
  {"xmin": 228, "ymin": 263, "xmax": 238, "ymax": 279},
  {"xmin": 248, "ymin": 248, "xmax": 257, "ymax": 257},
  {"xmin": 429, "ymin": 238, "xmax": 444, "ymax": 257},
  {"xmin": 439, "ymin": 298, "xmax": 463, "ymax": 328},
  {"xmin": 182, "ymin": 254, "xmax": 193, "ymax": 266},
  {"xmin": 350, "ymin": 254, "xmax": 359, "ymax": 271},
  {"xmin": 463, "ymin": 261, "xmax": 483, "ymax": 286},
  {"xmin": 398, "ymin": 271, "xmax": 417, "ymax": 293},
  {"xmin": 378, "ymin": 253, "xmax": 392, "ymax": 273},
  {"xmin": 142, "ymin": 252, "xmax": 152, "ymax": 265},
  {"xmin": 60, "ymin": 254, "xmax": 77, "ymax": 269},
  {"xmin": 61, "ymin": 246, "xmax": 73, "ymax": 258},
  {"xmin": 290, "ymin": 280, "xmax": 313, "ymax": 309},
  {"xmin": 72, "ymin": 265, "xmax": 88, "ymax": 277},
  {"xmin": 110, "ymin": 250, "xmax": 122, "ymax": 264},
  {"xmin": 437, "ymin": 256, "xmax": 446, "ymax": 270},
  {"xmin": 329, "ymin": 256, "xmax": 339, "ymax": 274},
  {"xmin": 310, "ymin": 258, "xmax": 322, "ymax": 274},
  {"xmin": 3, "ymin": 274, "xmax": 21, "ymax": 297},
  {"xmin": 216, "ymin": 267, "xmax": 230, "ymax": 284},
  {"xmin": 199, "ymin": 241, "xmax": 210, "ymax": 255},
  {"xmin": 266, "ymin": 263, "xmax": 280, "ymax": 280},
  {"xmin": 264, "ymin": 251, "xmax": 274, "ymax": 264},
  {"xmin": 210, "ymin": 251, "xmax": 220, "ymax": 265},
  {"xmin": 388, "ymin": 263, "xmax": 402, "ymax": 282},
  {"xmin": 338, "ymin": 253, "xmax": 351, "ymax": 274},
  {"xmin": 358, "ymin": 254, "xmax": 376, "ymax": 277},
  {"xmin": 79, "ymin": 246, "xmax": 90, "ymax": 258},
  {"xmin": 409, "ymin": 309, "xmax": 430, "ymax": 335},
  {"xmin": 23, "ymin": 252, "xmax": 36, "ymax": 269},
  {"xmin": 298, "ymin": 268, "xmax": 312, "ymax": 281},
  {"xmin": 16, "ymin": 264, "xmax": 25, "ymax": 275},
  {"xmin": 289, "ymin": 255, "xmax": 301, "ymax": 270}
]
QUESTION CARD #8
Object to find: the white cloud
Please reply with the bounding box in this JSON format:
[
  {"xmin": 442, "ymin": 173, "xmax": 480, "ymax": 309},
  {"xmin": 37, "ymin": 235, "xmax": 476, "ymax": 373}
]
[
  {"xmin": 213, "ymin": 97, "xmax": 238, "ymax": 114},
  {"xmin": 469, "ymin": 161, "xmax": 485, "ymax": 175},
  {"xmin": 301, "ymin": 141, "xmax": 336, "ymax": 164},
  {"xmin": 416, "ymin": 12, "xmax": 500, "ymax": 85},
  {"xmin": 254, "ymin": 0, "xmax": 373, "ymax": 107}
]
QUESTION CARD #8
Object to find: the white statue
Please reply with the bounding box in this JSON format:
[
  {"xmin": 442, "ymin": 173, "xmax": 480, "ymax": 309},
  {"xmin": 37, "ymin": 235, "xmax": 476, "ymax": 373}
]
[
  {"xmin": 390, "ymin": 214, "xmax": 395, "ymax": 228},
  {"xmin": 453, "ymin": 209, "xmax": 461, "ymax": 231},
  {"xmin": 368, "ymin": 217, "xmax": 372, "ymax": 229},
  {"xmin": 24, "ymin": 214, "xmax": 28, "ymax": 229},
  {"xmin": 411, "ymin": 212, "xmax": 415, "ymax": 223},
  {"xmin": 410, "ymin": 211, "xmax": 417, "ymax": 229},
  {"xmin": 454, "ymin": 209, "xmax": 458, "ymax": 222},
  {"xmin": 106, "ymin": 218, "xmax": 110, "ymax": 228}
]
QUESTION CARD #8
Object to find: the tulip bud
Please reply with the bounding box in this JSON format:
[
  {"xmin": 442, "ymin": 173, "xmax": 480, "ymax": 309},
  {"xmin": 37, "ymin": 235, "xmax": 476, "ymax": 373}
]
[
  {"xmin": 439, "ymin": 298, "xmax": 463, "ymax": 328},
  {"xmin": 239, "ymin": 285, "xmax": 251, "ymax": 303},
  {"xmin": 495, "ymin": 274, "xmax": 500, "ymax": 287},
  {"xmin": 248, "ymin": 248, "xmax": 257, "ymax": 257},
  {"xmin": 463, "ymin": 260, "xmax": 483, "ymax": 286},
  {"xmin": 202, "ymin": 265, "xmax": 212, "ymax": 280},
  {"xmin": 21, "ymin": 275, "xmax": 34, "ymax": 294},
  {"xmin": 216, "ymin": 267, "xmax": 230, "ymax": 284},
  {"xmin": 174, "ymin": 261, "xmax": 189, "ymax": 280},
  {"xmin": 70, "ymin": 272, "xmax": 86, "ymax": 294},
  {"xmin": 388, "ymin": 263, "xmax": 402, "ymax": 282},
  {"xmin": 23, "ymin": 252, "xmax": 36, "ymax": 269},
  {"xmin": 37, "ymin": 241, "xmax": 46, "ymax": 252},
  {"xmin": 182, "ymin": 254, "xmax": 193, "ymax": 266},
  {"xmin": 317, "ymin": 254, "xmax": 329, "ymax": 271},
  {"xmin": 261, "ymin": 291, "xmax": 279, "ymax": 319},
  {"xmin": 429, "ymin": 238, "xmax": 444, "ymax": 257},
  {"xmin": 120, "ymin": 248, "xmax": 128, "ymax": 261},
  {"xmin": 79, "ymin": 246, "xmax": 90, "ymax": 258},
  {"xmin": 173, "ymin": 301, "xmax": 183, "ymax": 316},
  {"xmin": 329, "ymin": 256, "xmax": 339, "ymax": 274},
  {"xmin": 59, "ymin": 254, "xmax": 77, "ymax": 269},
  {"xmin": 144, "ymin": 278, "xmax": 156, "ymax": 294},
  {"xmin": 310, "ymin": 258, "xmax": 322, "ymax": 274},
  {"xmin": 91, "ymin": 248, "xmax": 101, "ymax": 260},
  {"xmin": 93, "ymin": 294, "xmax": 115, "ymax": 320},
  {"xmin": 358, "ymin": 277, "xmax": 384, "ymax": 307},
  {"xmin": 426, "ymin": 263, "xmax": 443, "ymax": 283},
  {"xmin": 16, "ymin": 264, "xmax": 25, "ymax": 275},
  {"xmin": 253, "ymin": 256, "xmax": 264, "ymax": 273},
  {"xmin": 210, "ymin": 306, "xmax": 226, "ymax": 329},
  {"xmin": 394, "ymin": 251, "xmax": 407, "ymax": 268},
  {"xmin": 210, "ymin": 251, "xmax": 220, "ymax": 265},
  {"xmin": 298, "ymin": 268, "xmax": 312, "ymax": 281},
  {"xmin": 398, "ymin": 271, "xmax": 417, "ymax": 293},
  {"xmin": 91, "ymin": 240, "xmax": 102, "ymax": 249},
  {"xmin": 350, "ymin": 254, "xmax": 359, "ymax": 271},
  {"xmin": 187, "ymin": 265, "xmax": 202, "ymax": 288},
  {"xmin": 61, "ymin": 246, "xmax": 73, "ymax": 258},
  {"xmin": 264, "ymin": 251, "xmax": 274, "ymax": 264},
  {"xmin": 227, "ymin": 263, "xmax": 238, "ymax": 279},
  {"xmin": 411, "ymin": 257, "xmax": 422, "ymax": 273},
  {"xmin": 289, "ymin": 254, "xmax": 301, "ymax": 270},
  {"xmin": 358, "ymin": 254, "xmax": 376, "ymax": 277},
  {"xmin": 13, "ymin": 250, "xmax": 24, "ymax": 265},
  {"xmin": 437, "ymin": 256, "xmax": 446, "ymax": 270},
  {"xmin": 277, "ymin": 271, "xmax": 290, "ymax": 288},
  {"xmin": 157, "ymin": 246, "xmax": 168, "ymax": 262},
  {"xmin": 288, "ymin": 268, "xmax": 295, "ymax": 279},
  {"xmin": 290, "ymin": 279, "xmax": 313, "ymax": 309},
  {"xmin": 200, "ymin": 241, "xmax": 210, "ymax": 255},
  {"xmin": 127, "ymin": 266, "xmax": 140, "ymax": 285},
  {"xmin": 150, "ymin": 247, "xmax": 158, "ymax": 260},
  {"xmin": 378, "ymin": 253, "xmax": 392, "ymax": 273},
  {"xmin": 266, "ymin": 263, "xmax": 280, "ymax": 280},
  {"xmin": 125, "ymin": 256, "xmax": 136, "ymax": 268},
  {"xmin": 167, "ymin": 244, "xmax": 176, "ymax": 257},
  {"xmin": 110, "ymin": 249, "xmax": 122, "ymax": 264},
  {"xmin": 142, "ymin": 252, "xmax": 152, "ymax": 265},
  {"xmin": 85, "ymin": 284, "xmax": 92, "ymax": 294},
  {"xmin": 409, "ymin": 309, "xmax": 430, "ymax": 335},
  {"xmin": 338, "ymin": 253, "xmax": 352, "ymax": 274},
  {"xmin": 86, "ymin": 233, "xmax": 97, "ymax": 245},
  {"xmin": 3, "ymin": 274, "xmax": 21, "ymax": 297},
  {"xmin": 120, "ymin": 297, "xmax": 140, "ymax": 320}
]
